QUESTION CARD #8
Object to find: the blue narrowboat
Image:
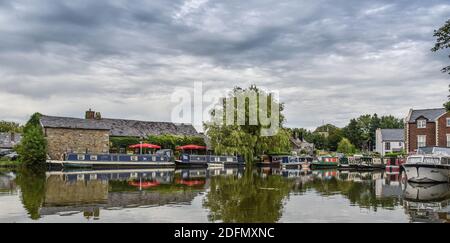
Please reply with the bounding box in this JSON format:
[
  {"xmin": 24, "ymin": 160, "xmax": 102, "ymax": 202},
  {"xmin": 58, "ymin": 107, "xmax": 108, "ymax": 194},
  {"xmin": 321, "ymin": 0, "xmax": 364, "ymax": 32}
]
[{"xmin": 47, "ymin": 153, "xmax": 175, "ymax": 168}]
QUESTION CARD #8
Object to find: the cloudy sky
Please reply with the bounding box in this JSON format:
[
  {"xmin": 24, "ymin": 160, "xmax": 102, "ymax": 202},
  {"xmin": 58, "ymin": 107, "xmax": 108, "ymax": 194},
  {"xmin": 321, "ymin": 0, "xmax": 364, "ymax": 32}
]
[{"xmin": 0, "ymin": 0, "xmax": 449, "ymax": 130}]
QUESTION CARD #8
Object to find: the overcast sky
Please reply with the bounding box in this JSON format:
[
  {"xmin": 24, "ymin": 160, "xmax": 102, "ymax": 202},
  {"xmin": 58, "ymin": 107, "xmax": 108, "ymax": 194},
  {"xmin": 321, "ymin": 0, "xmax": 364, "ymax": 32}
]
[{"xmin": 0, "ymin": 0, "xmax": 449, "ymax": 130}]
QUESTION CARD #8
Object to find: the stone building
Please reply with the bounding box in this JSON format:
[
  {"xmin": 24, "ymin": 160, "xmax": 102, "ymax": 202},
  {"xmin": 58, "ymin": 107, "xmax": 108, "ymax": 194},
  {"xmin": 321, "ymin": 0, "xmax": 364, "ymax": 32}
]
[
  {"xmin": 40, "ymin": 110, "xmax": 200, "ymax": 160},
  {"xmin": 0, "ymin": 132, "xmax": 22, "ymax": 149},
  {"xmin": 405, "ymin": 108, "xmax": 450, "ymax": 153}
]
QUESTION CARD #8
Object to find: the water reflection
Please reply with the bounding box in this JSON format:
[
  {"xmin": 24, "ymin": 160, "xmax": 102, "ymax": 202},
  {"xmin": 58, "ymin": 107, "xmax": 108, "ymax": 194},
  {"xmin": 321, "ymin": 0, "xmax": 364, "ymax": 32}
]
[
  {"xmin": 403, "ymin": 183, "xmax": 450, "ymax": 223},
  {"xmin": 1, "ymin": 167, "xmax": 449, "ymax": 222}
]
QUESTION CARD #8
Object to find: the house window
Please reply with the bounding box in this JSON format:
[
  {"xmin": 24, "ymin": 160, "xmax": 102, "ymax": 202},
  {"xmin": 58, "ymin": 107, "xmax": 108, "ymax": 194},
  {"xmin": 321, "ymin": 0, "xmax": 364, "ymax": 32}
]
[
  {"xmin": 447, "ymin": 134, "xmax": 450, "ymax": 148},
  {"xmin": 447, "ymin": 118, "xmax": 450, "ymax": 127},
  {"xmin": 417, "ymin": 120, "xmax": 427, "ymax": 129},
  {"xmin": 385, "ymin": 142, "xmax": 391, "ymax": 151},
  {"xmin": 417, "ymin": 135, "xmax": 426, "ymax": 148}
]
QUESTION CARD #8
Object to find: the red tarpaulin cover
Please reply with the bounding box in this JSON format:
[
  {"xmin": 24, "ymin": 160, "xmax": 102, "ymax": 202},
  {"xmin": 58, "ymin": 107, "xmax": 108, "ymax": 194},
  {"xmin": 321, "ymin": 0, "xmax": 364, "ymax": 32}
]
[
  {"xmin": 129, "ymin": 143, "xmax": 161, "ymax": 149},
  {"xmin": 176, "ymin": 144, "xmax": 207, "ymax": 150}
]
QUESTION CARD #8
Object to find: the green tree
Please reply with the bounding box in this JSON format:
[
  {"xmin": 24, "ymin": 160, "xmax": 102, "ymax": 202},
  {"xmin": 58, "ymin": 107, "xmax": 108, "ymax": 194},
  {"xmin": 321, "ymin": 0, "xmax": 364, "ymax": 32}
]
[
  {"xmin": 337, "ymin": 138, "xmax": 356, "ymax": 155},
  {"xmin": 432, "ymin": 19, "xmax": 450, "ymax": 74},
  {"xmin": 0, "ymin": 121, "xmax": 23, "ymax": 133},
  {"xmin": 16, "ymin": 113, "xmax": 47, "ymax": 166},
  {"xmin": 204, "ymin": 85, "xmax": 291, "ymax": 161}
]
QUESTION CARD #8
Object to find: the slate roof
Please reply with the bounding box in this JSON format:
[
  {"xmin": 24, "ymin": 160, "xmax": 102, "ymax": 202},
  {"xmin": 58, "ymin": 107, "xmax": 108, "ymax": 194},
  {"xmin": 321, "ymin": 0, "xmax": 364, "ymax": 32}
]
[
  {"xmin": 0, "ymin": 133, "xmax": 22, "ymax": 148},
  {"xmin": 380, "ymin": 129, "xmax": 404, "ymax": 141},
  {"xmin": 408, "ymin": 108, "xmax": 446, "ymax": 122},
  {"xmin": 40, "ymin": 115, "xmax": 199, "ymax": 137}
]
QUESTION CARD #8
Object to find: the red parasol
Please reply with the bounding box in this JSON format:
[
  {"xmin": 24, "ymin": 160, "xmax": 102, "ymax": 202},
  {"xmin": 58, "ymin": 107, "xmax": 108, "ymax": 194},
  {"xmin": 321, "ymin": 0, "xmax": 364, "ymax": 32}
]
[
  {"xmin": 129, "ymin": 143, "xmax": 161, "ymax": 149},
  {"xmin": 176, "ymin": 144, "xmax": 207, "ymax": 150}
]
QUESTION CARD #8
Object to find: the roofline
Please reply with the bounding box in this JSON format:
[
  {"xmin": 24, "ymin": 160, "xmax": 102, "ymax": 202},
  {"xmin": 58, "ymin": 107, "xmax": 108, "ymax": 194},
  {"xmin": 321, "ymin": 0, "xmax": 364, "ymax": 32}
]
[
  {"xmin": 42, "ymin": 126, "xmax": 110, "ymax": 131},
  {"xmin": 434, "ymin": 110, "xmax": 449, "ymax": 121},
  {"xmin": 40, "ymin": 115, "xmax": 195, "ymax": 127}
]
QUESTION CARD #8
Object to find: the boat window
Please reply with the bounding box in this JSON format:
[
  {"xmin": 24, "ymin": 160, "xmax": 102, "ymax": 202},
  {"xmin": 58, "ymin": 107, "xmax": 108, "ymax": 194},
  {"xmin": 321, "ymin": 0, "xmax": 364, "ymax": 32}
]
[
  {"xmin": 90, "ymin": 155, "xmax": 97, "ymax": 161},
  {"xmin": 442, "ymin": 157, "xmax": 449, "ymax": 165},
  {"xmin": 423, "ymin": 157, "xmax": 440, "ymax": 164},
  {"xmin": 407, "ymin": 157, "xmax": 423, "ymax": 163},
  {"xmin": 131, "ymin": 156, "xmax": 138, "ymax": 161},
  {"xmin": 77, "ymin": 154, "xmax": 85, "ymax": 161}
]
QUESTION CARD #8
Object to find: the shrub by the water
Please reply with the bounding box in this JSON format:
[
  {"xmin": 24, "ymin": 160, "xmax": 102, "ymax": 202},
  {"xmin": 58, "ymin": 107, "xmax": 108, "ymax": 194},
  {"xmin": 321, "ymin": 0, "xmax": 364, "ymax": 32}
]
[{"xmin": 16, "ymin": 113, "xmax": 47, "ymax": 166}]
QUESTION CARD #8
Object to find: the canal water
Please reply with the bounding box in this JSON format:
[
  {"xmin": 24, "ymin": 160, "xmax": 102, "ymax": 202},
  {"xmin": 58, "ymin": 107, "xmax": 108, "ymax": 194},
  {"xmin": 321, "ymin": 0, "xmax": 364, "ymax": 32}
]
[{"xmin": 0, "ymin": 167, "xmax": 449, "ymax": 223}]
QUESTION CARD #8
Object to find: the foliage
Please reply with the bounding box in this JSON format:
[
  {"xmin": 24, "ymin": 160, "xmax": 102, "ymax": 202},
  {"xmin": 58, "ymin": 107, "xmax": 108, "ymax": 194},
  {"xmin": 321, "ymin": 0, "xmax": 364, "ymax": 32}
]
[
  {"xmin": 16, "ymin": 113, "xmax": 47, "ymax": 166},
  {"xmin": 337, "ymin": 138, "xmax": 356, "ymax": 155},
  {"xmin": 445, "ymin": 85, "xmax": 450, "ymax": 112},
  {"xmin": 147, "ymin": 134, "xmax": 206, "ymax": 151},
  {"xmin": 343, "ymin": 114, "xmax": 404, "ymax": 151},
  {"xmin": 110, "ymin": 137, "xmax": 141, "ymax": 152},
  {"xmin": 0, "ymin": 121, "xmax": 23, "ymax": 133},
  {"xmin": 432, "ymin": 19, "xmax": 450, "ymax": 74},
  {"xmin": 204, "ymin": 85, "xmax": 291, "ymax": 161},
  {"xmin": 15, "ymin": 167, "xmax": 46, "ymax": 220}
]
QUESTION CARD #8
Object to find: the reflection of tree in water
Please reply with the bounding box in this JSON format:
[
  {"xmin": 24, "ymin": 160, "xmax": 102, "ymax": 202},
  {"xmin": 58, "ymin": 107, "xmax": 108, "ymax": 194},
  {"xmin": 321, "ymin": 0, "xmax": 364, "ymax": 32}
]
[
  {"xmin": 298, "ymin": 173, "xmax": 401, "ymax": 211},
  {"xmin": 203, "ymin": 169, "xmax": 293, "ymax": 223},
  {"xmin": 15, "ymin": 167, "xmax": 46, "ymax": 220}
]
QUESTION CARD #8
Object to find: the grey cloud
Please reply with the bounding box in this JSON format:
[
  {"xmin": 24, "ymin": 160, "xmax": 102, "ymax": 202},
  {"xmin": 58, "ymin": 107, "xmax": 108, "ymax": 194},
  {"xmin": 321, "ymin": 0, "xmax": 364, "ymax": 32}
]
[{"xmin": 0, "ymin": 0, "xmax": 449, "ymax": 128}]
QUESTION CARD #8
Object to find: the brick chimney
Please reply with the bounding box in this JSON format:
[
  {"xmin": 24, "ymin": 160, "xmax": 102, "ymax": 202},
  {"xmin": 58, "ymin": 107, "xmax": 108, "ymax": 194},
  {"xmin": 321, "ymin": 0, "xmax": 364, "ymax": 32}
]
[{"xmin": 85, "ymin": 109, "xmax": 95, "ymax": 119}]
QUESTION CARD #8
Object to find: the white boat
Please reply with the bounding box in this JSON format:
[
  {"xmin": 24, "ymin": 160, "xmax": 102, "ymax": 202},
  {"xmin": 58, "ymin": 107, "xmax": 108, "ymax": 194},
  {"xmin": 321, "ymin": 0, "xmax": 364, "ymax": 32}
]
[{"xmin": 403, "ymin": 154, "xmax": 450, "ymax": 183}]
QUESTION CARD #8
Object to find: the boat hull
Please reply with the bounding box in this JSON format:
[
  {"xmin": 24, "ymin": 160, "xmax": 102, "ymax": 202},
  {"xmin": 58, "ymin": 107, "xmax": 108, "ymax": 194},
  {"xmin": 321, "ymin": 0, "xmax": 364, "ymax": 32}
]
[
  {"xmin": 403, "ymin": 164, "xmax": 450, "ymax": 183},
  {"xmin": 175, "ymin": 160, "xmax": 208, "ymax": 168}
]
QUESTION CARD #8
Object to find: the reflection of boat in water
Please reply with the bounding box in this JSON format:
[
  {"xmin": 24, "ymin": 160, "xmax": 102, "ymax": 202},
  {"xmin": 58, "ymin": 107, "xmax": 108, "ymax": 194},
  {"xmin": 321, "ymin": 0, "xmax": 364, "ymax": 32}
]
[
  {"xmin": 403, "ymin": 183, "xmax": 450, "ymax": 202},
  {"xmin": 403, "ymin": 154, "xmax": 450, "ymax": 183},
  {"xmin": 403, "ymin": 183, "xmax": 450, "ymax": 223}
]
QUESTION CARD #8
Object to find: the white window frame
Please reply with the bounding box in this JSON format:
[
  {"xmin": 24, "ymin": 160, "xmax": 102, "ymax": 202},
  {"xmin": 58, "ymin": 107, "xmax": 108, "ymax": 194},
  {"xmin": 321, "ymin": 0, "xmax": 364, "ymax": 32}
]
[
  {"xmin": 417, "ymin": 119, "xmax": 427, "ymax": 129},
  {"xmin": 417, "ymin": 135, "xmax": 426, "ymax": 148},
  {"xmin": 447, "ymin": 134, "xmax": 450, "ymax": 148},
  {"xmin": 447, "ymin": 118, "xmax": 450, "ymax": 127},
  {"xmin": 385, "ymin": 142, "xmax": 391, "ymax": 151}
]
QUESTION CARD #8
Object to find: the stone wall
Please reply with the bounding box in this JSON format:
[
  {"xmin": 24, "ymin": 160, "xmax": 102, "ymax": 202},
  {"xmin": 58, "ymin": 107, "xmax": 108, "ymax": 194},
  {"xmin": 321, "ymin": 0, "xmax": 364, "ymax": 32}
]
[{"xmin": 45, "ymin": 128, "xmax": 110, "ymax": 160}]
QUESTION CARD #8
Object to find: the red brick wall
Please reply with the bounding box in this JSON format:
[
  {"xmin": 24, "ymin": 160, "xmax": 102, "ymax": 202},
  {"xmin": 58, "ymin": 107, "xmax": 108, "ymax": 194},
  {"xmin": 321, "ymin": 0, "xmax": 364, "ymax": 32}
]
[
  {"xmin": 437, "ymin": 112, "xmax": 450, "ymax": 147},
  {"xmin": 407, "ymin": 122, "xmax": 436, "ymax": 152}
]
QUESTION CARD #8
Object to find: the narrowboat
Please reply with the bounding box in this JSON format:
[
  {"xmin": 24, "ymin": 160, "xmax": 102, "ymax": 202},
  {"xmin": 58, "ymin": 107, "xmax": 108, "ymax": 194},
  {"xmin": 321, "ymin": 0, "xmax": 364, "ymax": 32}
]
[
  {"xmin": 47, "ymin": 153, "xmax": 175, "ymax": 168},
  {"xmin": 311, "ymin": 155, "xmax": 339, "ymax": 169},
  {"xmin": 403, "ymin": 154, "xmax": 450, "ymax": 183},
  {"xmin": 175, "ymin": 154, "xmax": 245, "ymax": 168},
  {"xmin": 299, "ymin": 155, "xmax": 313, "ymax": 169},
  {"xmin": 273, "ymin": 155, "xmax": 302, "ymax": 169}
]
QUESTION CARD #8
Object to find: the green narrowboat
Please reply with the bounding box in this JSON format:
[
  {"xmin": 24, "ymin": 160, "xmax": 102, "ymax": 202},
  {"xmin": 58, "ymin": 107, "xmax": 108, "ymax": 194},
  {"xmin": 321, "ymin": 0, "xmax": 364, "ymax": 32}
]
[{"xmin": 311, "ymin": 155, "xmax": 340, "ymax": 169}]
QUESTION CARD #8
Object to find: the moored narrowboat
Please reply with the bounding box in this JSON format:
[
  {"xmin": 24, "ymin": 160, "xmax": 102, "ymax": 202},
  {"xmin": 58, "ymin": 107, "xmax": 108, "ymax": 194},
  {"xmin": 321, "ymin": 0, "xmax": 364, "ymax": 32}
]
[
  {"xmin": 47, "ymin": 153, "xmax": 175, "ymax": 168},
  {"xmin": 311, "ymin": 155, "xmax": 339, "ymax": 169}
]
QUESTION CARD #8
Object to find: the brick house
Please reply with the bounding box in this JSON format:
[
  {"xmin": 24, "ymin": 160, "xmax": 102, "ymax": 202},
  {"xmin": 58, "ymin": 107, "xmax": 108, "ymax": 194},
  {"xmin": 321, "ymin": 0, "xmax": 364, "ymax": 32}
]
[
  {"xmin": 40, "ymin": 110, "xmax": 200, "ymax": 160},
  {"xmin": 405, "ymin": 108, "xmax": 450, "ymax": 153}
]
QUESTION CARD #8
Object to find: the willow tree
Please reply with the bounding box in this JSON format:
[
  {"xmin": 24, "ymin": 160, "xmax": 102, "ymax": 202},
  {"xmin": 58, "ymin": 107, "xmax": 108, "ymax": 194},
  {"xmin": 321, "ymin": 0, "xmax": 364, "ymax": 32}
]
[{"xmin": 204, "ymin": 85, "xmax": 291, "ymax": 162}]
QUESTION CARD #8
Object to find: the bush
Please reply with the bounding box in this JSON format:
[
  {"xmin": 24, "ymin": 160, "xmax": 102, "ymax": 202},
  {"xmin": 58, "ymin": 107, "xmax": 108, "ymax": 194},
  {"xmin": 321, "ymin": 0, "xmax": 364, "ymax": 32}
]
[
  {"xmin": 16, "ymin": 113, "xmax": 47, "ymax": 167},
  {"xmin": 337, "ymin": 138, "xmax": 356, "ymax": 155}
]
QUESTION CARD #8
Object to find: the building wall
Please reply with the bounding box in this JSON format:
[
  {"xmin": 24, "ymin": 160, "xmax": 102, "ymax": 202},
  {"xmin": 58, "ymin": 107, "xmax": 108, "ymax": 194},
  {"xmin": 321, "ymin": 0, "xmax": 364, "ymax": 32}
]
[
  {"xmin": 407, "ymin": 122, "xmax": 437, "ymax": 153},
  {"xmin": 45, "ymin": 128, "xmax": 110, "ymax": 160},
  {"xmin": 437, "ymin": 112, "xmax": 450, "ymax": 147}
]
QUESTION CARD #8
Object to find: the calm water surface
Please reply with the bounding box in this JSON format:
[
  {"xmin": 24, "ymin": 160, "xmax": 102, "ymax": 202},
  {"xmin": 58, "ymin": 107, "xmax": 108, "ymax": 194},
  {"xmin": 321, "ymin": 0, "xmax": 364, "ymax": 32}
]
[{"xmin": 0, "ymin": 167, "xmax": 449, "ymax": 223}]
